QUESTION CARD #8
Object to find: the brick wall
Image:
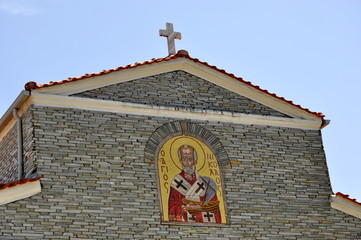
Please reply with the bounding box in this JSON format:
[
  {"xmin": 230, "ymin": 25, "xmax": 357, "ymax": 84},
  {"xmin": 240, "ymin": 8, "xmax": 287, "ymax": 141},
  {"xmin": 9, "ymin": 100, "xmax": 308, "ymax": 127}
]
[
  {"xmin": 0, "ymin": 105, "xmax": 360, "ymax": 239},
  {"xmin": 73, "ymin": 70, "xmax": 290, "ymax": 118}
]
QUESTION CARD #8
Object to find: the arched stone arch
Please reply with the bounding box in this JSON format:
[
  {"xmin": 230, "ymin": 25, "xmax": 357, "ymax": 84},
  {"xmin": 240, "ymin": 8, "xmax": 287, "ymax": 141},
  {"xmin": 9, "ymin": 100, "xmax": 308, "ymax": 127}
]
[{"xmin": 144, "ymin": 121, "xmax": 230, "ymax": 168}]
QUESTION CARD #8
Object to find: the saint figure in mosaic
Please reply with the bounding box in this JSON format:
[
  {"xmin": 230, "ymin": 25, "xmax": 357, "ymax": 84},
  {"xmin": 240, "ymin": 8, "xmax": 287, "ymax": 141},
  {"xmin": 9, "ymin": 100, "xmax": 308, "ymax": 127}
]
[
  {"xmin": 168, "ymin": 145, "xmax": 221, "ymax": 223},
  {"xmin": 157, "ymin": 136, "xmax": 226, "ymax": 224}
]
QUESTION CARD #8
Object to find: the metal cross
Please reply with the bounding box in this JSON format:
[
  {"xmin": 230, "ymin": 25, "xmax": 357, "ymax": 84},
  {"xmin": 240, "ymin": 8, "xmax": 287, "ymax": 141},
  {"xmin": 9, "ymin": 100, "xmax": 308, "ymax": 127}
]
[{"xmin": 159, "ymin": 22, "xmax": 182, "ymax": 55}]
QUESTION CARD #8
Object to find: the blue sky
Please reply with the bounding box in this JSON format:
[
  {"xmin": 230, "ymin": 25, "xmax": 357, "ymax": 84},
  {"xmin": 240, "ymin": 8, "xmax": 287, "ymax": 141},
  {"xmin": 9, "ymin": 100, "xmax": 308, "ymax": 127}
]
[{"xmin": 1, "ymin": 0, "xmax": 360, "ymax": 200}]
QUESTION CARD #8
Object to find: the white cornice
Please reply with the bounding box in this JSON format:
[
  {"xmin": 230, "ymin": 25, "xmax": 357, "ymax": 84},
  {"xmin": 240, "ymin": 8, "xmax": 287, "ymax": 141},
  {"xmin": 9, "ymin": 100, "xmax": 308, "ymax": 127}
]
[
  {"xmin": 31, "ymin": 93, "xmax": 322, "ymax": 130},
  {"xmin": 180, "ymin": 61, "xmax": 320, "ymax": 121},
  {"xmin": 0, "ymin": 93, "xmax": 32, "ymax": 142},
  {"xmin": 32, "ymin": 58, "xmax": 322, "ymax": 122},
  {"xmin": 330, "ymin": 194, "xmax": 361, "ymax": 219},
  {"xmin": 34, "ymin": 58, "xmax": 188, "ymax": 96},
  {"xmin": 0, "ymin": 179, "xmax": 41, "ymax": 206}
]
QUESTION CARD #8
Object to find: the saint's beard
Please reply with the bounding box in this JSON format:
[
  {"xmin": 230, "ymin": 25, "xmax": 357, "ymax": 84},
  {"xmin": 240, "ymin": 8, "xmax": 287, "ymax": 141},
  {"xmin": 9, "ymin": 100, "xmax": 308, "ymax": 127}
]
[{"xmin": 183, "ymin": 165, "xmax": 196, "ymax": 175}]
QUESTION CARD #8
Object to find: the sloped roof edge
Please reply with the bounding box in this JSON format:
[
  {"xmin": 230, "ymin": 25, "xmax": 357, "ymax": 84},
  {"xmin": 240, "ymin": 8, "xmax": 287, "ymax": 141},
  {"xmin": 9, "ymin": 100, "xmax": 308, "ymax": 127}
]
[
  {"xmin": 0, "ymin": 177, "xmax": 42, "ymax": 206},
  {"xmin": 24, "ymin": 50, "xmax": 325, "ymax": 120},
  {"xmin": 331, "ymin": 192, "xmax": 361, "ymax": 219},
  {"xmin": 0, "ymin": 176, "xmax": 42, "ymax": 191},
  {"xmin": 335, "ymin": 192, "xmax": 361, "ymax": 206}
]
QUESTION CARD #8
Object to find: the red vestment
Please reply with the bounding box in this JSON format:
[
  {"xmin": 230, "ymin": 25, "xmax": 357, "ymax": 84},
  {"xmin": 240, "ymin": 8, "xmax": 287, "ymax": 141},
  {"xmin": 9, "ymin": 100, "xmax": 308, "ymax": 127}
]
[{"xmin": 168, "ymin": 171, "xmax": 221, "ymax": 223}]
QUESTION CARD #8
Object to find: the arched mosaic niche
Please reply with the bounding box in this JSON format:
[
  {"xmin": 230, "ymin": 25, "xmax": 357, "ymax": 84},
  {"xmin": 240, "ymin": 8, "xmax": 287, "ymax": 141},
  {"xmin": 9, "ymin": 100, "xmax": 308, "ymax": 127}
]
[
  {"xmin": 144, "ymin": 121, "xmax": 230, "ymax": 168},
  {"xmin": 145, "ymin": 121, "xmax": 230, "ymax": 224}
]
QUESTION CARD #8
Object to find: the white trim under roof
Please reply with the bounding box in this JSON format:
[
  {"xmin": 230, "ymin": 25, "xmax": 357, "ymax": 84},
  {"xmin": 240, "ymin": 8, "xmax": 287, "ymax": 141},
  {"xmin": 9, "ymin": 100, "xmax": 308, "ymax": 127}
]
[
  {"xmin": 32, "ymin": 57, "xmax": 322, "ymax": 121},
  {"xmin": 330, "ymin": 194, "xmax": 361, "ymax": 219},
  {"xmin": 30, "ymin": 93, "xmax": 322, "ymax": 130},
  {"xmin": 0, "ymin": 179, "xmax": 41, "ymax": 206}
]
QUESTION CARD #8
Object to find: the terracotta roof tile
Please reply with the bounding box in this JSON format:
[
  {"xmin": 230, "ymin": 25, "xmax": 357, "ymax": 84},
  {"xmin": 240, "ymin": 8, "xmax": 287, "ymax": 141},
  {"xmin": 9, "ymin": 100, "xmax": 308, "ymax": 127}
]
[
  {"xmin": 336, "ymin": 192, "xmax": 361, "ymax": 206},
  {"xmin": 0, "ymin": 177, "xmax": 42, "ymax": 191},
  {"xmin": 24, "ymin": 49, "xmax": 324, "ymax": 119}
]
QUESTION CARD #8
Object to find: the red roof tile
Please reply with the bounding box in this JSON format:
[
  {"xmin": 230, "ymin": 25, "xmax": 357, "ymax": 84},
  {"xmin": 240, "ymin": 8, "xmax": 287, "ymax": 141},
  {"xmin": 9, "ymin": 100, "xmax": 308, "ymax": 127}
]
[
  {"xmin": 0, "ymin": 177, "xmax": 42, "ymax": 191},
  {"xmin": 336, "ymin": 192, "xmax": 361, "ymax": 206},
  {"xmin": 24, "ymin": 50, "xmax": 324, "ymax": 119}
]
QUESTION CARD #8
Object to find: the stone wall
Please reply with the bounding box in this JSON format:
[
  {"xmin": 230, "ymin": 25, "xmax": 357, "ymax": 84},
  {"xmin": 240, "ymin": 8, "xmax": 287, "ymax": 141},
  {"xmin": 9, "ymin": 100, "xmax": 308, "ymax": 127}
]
[
  {"xmin": 0, "ymin": 105, "xmax": 360, "ymax": 239},
  {"xmin": 0, "ymin": 123, "xmax": 18, "ymax": 182},
  {"xmin": 0, "ymin": 108, "xmax": 35, "ymax": 183},
  {"xmin": 73, "ymin": 70, "xmax": 290, "ymax": 118}
]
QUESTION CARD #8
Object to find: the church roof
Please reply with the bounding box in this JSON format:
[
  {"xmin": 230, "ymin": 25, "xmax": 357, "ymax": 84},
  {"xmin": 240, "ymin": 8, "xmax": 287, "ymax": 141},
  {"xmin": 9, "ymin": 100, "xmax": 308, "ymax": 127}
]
[
  {"xmin": 0, "ymin": 177, "xmax": 42, "ymax": 191},
  {"xmin": 331, "ymin": 192, "xmax": 361, "ymax": 219},
  {"xmin": 0, "ymin": 177, "xmax": 42, "ymax": 206},
  {"xmin": 24, "ymin": 50, "xmax": 325, "ymax": 120},
  {"xmin": 336, "ymin": 192, "xmax": 361, "ymax": 206}
]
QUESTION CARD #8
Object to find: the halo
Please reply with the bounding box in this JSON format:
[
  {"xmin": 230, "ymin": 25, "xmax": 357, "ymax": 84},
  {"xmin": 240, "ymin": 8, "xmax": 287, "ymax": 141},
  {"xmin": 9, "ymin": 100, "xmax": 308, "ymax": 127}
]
[{"xmin": 169, "ymin": 136, "xmax": 206, "ymax": 171}]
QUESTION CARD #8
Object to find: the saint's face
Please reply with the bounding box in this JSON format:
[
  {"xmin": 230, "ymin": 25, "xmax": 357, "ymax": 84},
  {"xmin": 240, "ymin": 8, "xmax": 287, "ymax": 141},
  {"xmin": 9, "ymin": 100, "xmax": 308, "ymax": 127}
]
[
  {"xmin": 180, "ymin": 154, "xmax": 196, "ymax": 168},
  {"xmin": 179, "ymin": 146, "xmax": 197, "ymax": 169}
]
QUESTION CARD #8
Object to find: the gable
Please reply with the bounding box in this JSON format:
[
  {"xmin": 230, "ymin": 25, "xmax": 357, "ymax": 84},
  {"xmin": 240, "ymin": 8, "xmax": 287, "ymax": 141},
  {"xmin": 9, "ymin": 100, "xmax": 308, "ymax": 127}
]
[
  {"xmin": 72, "ymin": 70, "xmax": 291, "ymax": 118},
  {"xmin": 17, "ymin": 51, "xmax": 325, "ymax": 130}
]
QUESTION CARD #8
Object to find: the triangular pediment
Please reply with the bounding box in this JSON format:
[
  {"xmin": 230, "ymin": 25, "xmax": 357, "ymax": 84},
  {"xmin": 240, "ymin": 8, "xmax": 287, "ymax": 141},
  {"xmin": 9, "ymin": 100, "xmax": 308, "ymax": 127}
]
[
  {"xmin": 29, "ymin": 52, "xmax": 324, "ymax": 129},
  {"xmin": 72, "ymin": 70, "xmax": 290, "ymax": 118}
]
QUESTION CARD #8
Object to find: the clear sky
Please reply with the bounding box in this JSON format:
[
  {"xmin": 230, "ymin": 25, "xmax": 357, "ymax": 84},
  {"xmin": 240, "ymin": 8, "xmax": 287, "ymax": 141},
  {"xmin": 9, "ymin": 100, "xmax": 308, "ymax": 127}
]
[{"xmin": 1, "ymin": 0, "xmax": 360, "ymax": 200}]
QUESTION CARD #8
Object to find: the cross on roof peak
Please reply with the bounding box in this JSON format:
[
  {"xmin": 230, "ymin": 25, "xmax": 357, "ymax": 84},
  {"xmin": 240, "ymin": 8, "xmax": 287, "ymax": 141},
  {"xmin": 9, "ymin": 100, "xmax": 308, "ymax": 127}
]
[{"xmin": 159, "ymin": 22, "xmax": 182, "ymax": 56}]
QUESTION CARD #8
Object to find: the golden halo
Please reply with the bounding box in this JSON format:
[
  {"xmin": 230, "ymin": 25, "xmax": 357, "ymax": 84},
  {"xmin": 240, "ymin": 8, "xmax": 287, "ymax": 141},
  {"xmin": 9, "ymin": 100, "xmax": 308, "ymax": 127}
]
[{"xmin": 169, "ymin": 136, "xmax": 206, "ymax": 171}]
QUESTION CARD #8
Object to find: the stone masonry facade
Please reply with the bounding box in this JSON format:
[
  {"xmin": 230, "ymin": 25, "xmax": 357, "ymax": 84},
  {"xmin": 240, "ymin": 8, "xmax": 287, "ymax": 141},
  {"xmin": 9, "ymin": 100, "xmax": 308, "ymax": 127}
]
[
  {"xmin": 1, "ymin": 104, "xmax": 361, "ymax": 239},
  {"xmin": 0, "ymin": 69, "xmax": 360, "ymax": 239},
  {"xmin": 0, "ymin": 108, "xmax": 36, "ymax": 183},
  {"xmin": 73, "ymin": 70, "xmax": 291, "ymax": 118}
]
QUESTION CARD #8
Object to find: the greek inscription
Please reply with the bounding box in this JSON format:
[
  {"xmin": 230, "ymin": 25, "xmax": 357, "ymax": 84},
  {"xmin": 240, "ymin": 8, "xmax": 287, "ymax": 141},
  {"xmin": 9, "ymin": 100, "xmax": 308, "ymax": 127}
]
[
  {"xmin": 164, "ymin": 182, "xmax": 169, "ymax": 193},
  {"xmin": 217, "ymin": 185, "xmax": 222, "ymax": 197},
  {"xmin": 160, "ymin": 149, "xmax": 165, "ymax": 156},
  {"xmin": 216, "ymin": 177, "xmax": 221, "ymax": 184},
  {"xmin": 206, "ymin": 153, "xmax": 215, "ymax": 160},
  {"xmin": 163, "ymin": 174, "xmax": 169, "ymax": 181}
]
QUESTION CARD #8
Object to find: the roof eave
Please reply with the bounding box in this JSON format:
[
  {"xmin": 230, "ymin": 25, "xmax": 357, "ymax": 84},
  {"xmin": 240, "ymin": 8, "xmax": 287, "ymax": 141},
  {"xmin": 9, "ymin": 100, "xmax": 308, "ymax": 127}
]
[
  {"xmin": 330, "ymin": 193, "xmax": 361, "ymax": 219},
  {"xmin": 22, "ymin": 50, "xmax": 325, "ymax": 123},
  {"xmin": 0, "ymin": 90, "xmax": 30, "ymax": 132},
  {"xmin": 0, "ymin": 177, "xmax": 42, "ymax": 206}
]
